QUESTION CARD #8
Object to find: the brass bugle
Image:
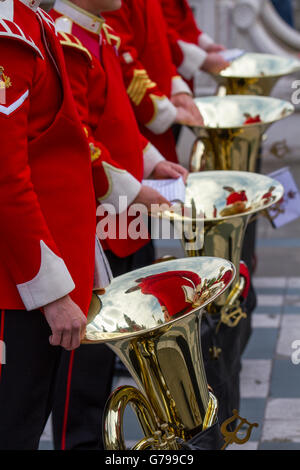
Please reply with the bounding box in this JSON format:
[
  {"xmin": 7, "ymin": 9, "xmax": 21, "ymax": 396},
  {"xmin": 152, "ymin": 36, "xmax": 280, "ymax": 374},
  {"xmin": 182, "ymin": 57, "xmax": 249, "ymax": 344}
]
[
  {"xmin": 189, "ymin": 95, "xmax": 294, "ymax": 173},
  {"xmin": 83, "ymin": 257, "xmax": 235, "ymax": 450},
  {"xmin": 212, "ymin": 52, "xmax": 300, "ymax": 96}
]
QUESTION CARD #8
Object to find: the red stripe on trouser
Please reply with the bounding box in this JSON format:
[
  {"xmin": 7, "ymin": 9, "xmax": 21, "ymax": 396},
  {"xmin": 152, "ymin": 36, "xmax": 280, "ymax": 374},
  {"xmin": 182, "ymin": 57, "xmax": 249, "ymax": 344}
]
[
  {"xmin": 0, "ymin": 310, "xmax": 5, "ymax": 382},
  {"xmin": 61, "ymin": 350, "xmax": 75, "ymax": 450}
]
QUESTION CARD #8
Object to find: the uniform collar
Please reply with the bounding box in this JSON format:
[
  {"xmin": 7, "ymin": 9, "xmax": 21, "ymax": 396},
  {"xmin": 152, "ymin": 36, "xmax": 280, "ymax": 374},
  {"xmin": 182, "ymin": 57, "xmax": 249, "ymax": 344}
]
[
  {"xmin": 53, "ymin": 0, "xmax": 104, "ymax": 35},
  {"xmin": 18, "ymin": 0, "xmax": 41, "ymax": 12}
]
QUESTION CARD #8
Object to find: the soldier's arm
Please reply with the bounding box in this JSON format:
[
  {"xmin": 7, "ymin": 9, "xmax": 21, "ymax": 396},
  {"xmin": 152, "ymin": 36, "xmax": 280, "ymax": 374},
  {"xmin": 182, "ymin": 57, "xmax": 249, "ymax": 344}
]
[
  {"xmin": 139, "ymin": 134, "xmax": 165, "ymax": 179},
  {"xmin": 0, "ymin": 40, "xmax": 75, "ymax": 310},
  {"xmin": 104, "ymin": 6, "xmax": 193, "ymax": 135},
  {"xmin": 59, "ymin": 38, "xmax": 142, "ymax": 212},
  {"xmin": 161, "ymin": 0, "xmax": 215, "ymax": 50},
  {"xmin": 59, "ymin": 34, "xmax": 171, "ymax": 212},
  {"xmin": 161, "ymin": 0, "xmax": 221, "ymax": 80},
  {"xmin": 165, "ymin": 22, "xmax": 208, "ymax": 81}
]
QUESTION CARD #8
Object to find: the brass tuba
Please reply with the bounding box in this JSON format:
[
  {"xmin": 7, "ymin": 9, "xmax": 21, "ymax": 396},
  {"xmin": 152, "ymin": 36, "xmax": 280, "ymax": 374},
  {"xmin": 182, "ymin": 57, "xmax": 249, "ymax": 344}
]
[
  {"xmin": 212, "ymin": 52, "xmax": 300, "ymax": 96},
  {"xmin": 83, "ymin": 257, "xmax": 235, "ymax": 450},
  {"xmin": 159, "ymin": 171, "xmax": 283, "ymax": 427},
  {"xmin": 162, "ymin": 171, "xmax": 284, "ymax": 322},
  {"xmin": 189, "ymin": 95, "xmax": 294, "ymax": 173}
]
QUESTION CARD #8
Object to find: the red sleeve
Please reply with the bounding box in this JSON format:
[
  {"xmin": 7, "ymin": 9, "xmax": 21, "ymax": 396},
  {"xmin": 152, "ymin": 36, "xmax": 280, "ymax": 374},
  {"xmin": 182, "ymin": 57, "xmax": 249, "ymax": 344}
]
[
  {"xmin": 160, "ymin": 0, "xmax": 208, "ymax": 81},
  {"xmin": 62, "ymin": 46, "xmax": 141, "ymax": 208},
  {"xmin": 0, "ymin": 39, "xmax": 75, "ymax": 307},
  {"xmin": 165, "ymin": 26, "xmax": 185, "ymax": 69},
  {"xmin": 104, "ymin": 5, "xmax": 178, "ymax": 130},
  {"xmin": 160, "ymin": 0, "xmax": 202, "ymax": 45}
]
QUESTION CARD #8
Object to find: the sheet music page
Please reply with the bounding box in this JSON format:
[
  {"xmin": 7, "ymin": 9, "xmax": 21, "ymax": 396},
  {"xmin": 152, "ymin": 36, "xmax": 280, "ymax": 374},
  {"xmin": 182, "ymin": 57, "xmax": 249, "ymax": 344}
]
[
  {"xmin": 268, "ymin": 167, "xmax": 300, "ymax": 228},
  {"xmin": 219, "ymin": 49, "xmax": 245, "ymax": 62},
  {"xmin": 142, "ymin": 177, "xmax": 186, "ymax": 203}
]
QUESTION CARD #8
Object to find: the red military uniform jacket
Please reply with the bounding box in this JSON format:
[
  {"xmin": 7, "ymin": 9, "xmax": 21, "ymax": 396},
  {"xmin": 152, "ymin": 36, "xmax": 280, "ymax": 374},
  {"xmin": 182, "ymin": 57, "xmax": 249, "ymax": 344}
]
[
  {"xmin": 104, "ymin": 0, "xmax": 192, "ymax": 163},
  {"xmin": 0, "ymin": 0, "xmax": 105, "ymax": 315},
  {"xmin": 50, "ymin": 0, "xmax": 165, "ymax": 257},
  {"xmin": 160, "ymin": 0, "xmax": 215, "ymax": 81}
]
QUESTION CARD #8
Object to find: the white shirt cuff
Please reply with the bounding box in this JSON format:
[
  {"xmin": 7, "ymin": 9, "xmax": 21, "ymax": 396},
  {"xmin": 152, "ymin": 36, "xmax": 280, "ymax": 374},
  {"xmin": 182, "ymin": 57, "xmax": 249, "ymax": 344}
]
[
  {"xmin": 17, "ymin": 241, "xmax": 75, "ymax": 310},
  {"xmin": 98, "ymin": 162, "xmax": 141, "ymax": 212},
  {"xmin": 198, "ymin": 33, "xmax": 214, "ymax": 50},
  {"xmin": 143, "ymin": 143, "xmax": 165, "ymax": 178},
  {"xmin": 177, "ymin": 40, "xmax": 208, "ymax": 80},
  {"xmin": 171, "ymin": 76, "xmax": 193, "ymax": 96},
  {"xmin": 146, "ymin": 95, "xmax": 177, "ymax": 134}
]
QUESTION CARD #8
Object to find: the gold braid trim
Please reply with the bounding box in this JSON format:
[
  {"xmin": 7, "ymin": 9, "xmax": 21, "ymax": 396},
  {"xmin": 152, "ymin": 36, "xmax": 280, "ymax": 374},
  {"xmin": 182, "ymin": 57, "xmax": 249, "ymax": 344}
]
[
  {"xmin": 89, "ymin": 143, "xmax": 102, "ymax": 162},
  {"xmin": 58, "ymin": 31, "xmax": 92, "ymax": 62},
  {"xmin": 127, "ymin": 69, "xmax": 156, "ymax": 106},
  {"xmin": 102, "ymin": 23, "xmax": 121, "ymax": 50}
]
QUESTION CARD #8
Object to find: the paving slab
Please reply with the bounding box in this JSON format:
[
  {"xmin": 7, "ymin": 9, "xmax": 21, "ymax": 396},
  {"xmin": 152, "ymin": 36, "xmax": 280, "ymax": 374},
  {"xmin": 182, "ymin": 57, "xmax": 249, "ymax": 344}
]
[
  {"xmin": 287, "ymin": 278, "xmax": 300, "ymax": 289},
  {"xmin": 229, "ymin": 441, "xmax": 259, "ymax": 450},
  {"xmin": 270, "ymin": 359, "xmax": 300, "ymax": 398},
  {"xmin": 253, "ymin": 278, "xmax": 287, "ymax": 289},
  {"xmin": 259, "ymin": 441, "xmax": 300, "ymax": 450},
  {"xmin": 240, "ymin": 360, "xmax": 272, "ymax": 398},
  {"xmin": 251, "ymin": 314, "xmax": 281, "ymax": 328},
  {"xmin": 285, "ymin": 295, "xmax": 300, "ymax": 307},
  {"xmin": 276, "ymin": 315, "xmax": 300, "ymax": 358},
  {"xmin": 257, "ymin": 295, "xmax": 284, "ymax": 307},
  {"xmin": 283, "ymin": 305, "xmax": 300, "ymax": 314},
  {"xmin": 262, "ymin": 420, "xmax": 300, "ymax": 443},
  {"xmin": 243, "ymin": 329, "xmax": 278, "ymax": 359},
  {"xmin": 265, "ymin": 398, "xmax": 300, "ymax": 420},
  {"xmin": 254, "ymin": 306, "xmax": 283, "ymax": 315}
]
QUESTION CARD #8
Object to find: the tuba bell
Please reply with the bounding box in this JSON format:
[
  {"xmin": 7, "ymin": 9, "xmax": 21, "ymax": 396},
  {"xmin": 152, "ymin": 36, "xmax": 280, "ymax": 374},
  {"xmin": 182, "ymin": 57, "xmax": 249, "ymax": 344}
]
[
  {"xmin": 212, "ymin": 52, "xmax": 300, "ymax": 97},
  {"xmin": 163, "ymin": 171, "xmax": 284, "ymax": 322},
  {"xmin": 189, "ymin": 95, "xmax": 294, "ymax": 173},
  {"xmin": 83, "ymin": 257, "xmax": 235, "ymax": 450}
]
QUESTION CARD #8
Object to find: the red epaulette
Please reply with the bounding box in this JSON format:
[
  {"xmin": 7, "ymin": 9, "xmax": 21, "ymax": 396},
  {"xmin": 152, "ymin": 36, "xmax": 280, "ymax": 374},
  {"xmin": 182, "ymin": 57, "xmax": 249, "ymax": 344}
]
[
  {"xmin": 57, "ymin": 31, "xmax": 93, "ymax": 63},
  {"xmin": 0, "ymin": 18, "xmax": 43, "ymax": 58}
]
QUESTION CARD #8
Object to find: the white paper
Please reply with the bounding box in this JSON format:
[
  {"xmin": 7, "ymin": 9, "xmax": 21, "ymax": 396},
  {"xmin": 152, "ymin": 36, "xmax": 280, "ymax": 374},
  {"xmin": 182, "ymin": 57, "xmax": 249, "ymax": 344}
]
[
  {"xmin": 220, "ymin": 49, "xmax": 245, "ymax": 63},
  {"xmin": 142, "ymin": 177, "xmax": 186, "ymax": 203},
  {"xmin": 268, "ymin": 167, "xmax": 300, "ymax": 228}
]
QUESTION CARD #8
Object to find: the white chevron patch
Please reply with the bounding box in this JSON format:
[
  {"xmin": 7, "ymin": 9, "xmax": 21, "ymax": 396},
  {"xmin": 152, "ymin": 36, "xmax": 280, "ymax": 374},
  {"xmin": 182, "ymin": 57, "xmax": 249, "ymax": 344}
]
[{"xmin": 0, "ymin": 89, "xmax": 29, "ymax": 116}]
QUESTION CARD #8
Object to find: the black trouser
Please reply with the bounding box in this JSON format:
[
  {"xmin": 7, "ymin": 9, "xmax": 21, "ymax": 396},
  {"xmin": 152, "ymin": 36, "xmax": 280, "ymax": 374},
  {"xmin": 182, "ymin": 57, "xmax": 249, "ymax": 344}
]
[
  {"xmin": 52, "ymin": 241, "xmax": 155, "ymax": 450},
  {"xmin": 0, "ymin": 309, "xmax": 62, "ymax": 450},
  {"xmin": 239, "ymin": 154, "xmax": 261, "ymax": 353},
  {"xmin": 201, "ymin": 312, "xmax": 242, "ymax": 429}
]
